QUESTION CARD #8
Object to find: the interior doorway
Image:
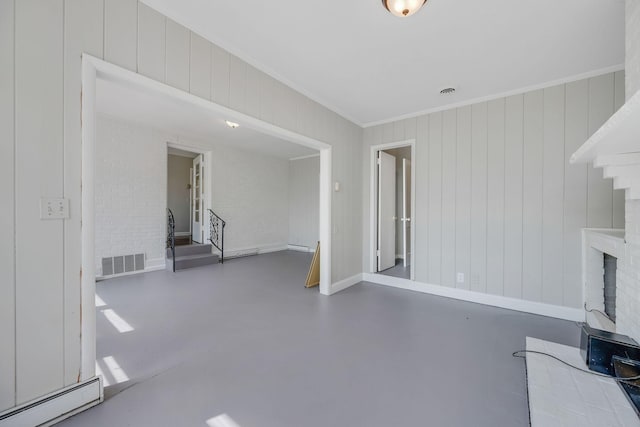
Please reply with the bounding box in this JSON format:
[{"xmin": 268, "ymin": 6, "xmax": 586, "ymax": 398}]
[
  {"xmin": 371, "ymin": 140, "xmax": 415, "ymax": 280},
  {"xmin": 167, "ymin": 147, "xmax": 199, "ymax": 245},
  {"xmin": 80, "ymin": 54, "xmax": 333, "ymax": 383}
]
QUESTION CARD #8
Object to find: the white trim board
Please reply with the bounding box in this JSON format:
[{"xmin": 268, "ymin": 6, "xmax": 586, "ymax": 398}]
[
  {"xmin": 287, "ymin": 244, "xmax": 316, "ymax": 253},
  {"xmin": 224, "ymin": 244, "xmax": 289, "ymax": 259},
  {"xmin": 362, "ymin": 273, "xmax": 583, "ymax": 322},
  {"xmin": 289, "ymin": 153, "xmax": 320, "ymax": 161},
  {"xmin": 0, "ymin": 377, "xmax": 102, "ymax": 427},
  {"xmin": 330, "ymin": 274, "xmax": 363, "ymax": 295}
]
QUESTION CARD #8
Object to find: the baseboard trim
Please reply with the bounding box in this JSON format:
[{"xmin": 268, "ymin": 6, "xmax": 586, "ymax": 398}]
[
  {"xmin": 330, "ymin": 274, "xmax": 363, "ymax": 295},
  {"xmin": 225, "ymin": 244, "xmax": 289, "ymax": 259},
  {"xmin": 174, "ymin": 231, "xmax": 191, "ymax": 237},
  {"xmin": 0, "ymin": 377, "xmax": 102, "ymax": 427},
  {"xmin": 361, "ymin": 273, "xmax": 583, "ymax": 322},
  {"xmin": 287, "ymin": 244, "xmax": 315, "ymax": 253}
]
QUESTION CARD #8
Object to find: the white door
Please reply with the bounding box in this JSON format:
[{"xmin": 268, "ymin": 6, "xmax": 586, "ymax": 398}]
[
  {"xmin": 377, "ymin": 151, "xmax": 396, "ymax": 271},
  {"xmin": 191, "ymin": 155, "xmax": 204, "ymax": 243},
  {"xmin": 402, "ymin": 158, "xmax": 411, "ymax": 267}
]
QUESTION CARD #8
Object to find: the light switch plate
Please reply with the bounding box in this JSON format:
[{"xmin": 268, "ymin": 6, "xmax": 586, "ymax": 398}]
[
  {"xmin": 40, "ymin": 198, "xmax": 69, "ymax": 220},
  {"xmin": 456, "ymin": 272, "xmax": 465, "ymax": 283}
]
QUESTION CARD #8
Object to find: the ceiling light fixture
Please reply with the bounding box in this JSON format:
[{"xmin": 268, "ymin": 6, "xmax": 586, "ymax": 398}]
[
  {"xmin": 382, "ymin": 0, "xmax": 427, "ymax": 17},
  {"xmin": 225, "ymin": 120, "xmax": 239, "ymax": 129}
]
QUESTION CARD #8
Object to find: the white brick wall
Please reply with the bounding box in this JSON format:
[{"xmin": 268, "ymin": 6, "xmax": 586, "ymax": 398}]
[
  {"xmin": 95, "ymin": 115, "xmax": 167, "ymax": 274},
  {"xmin": 616, "ymin": 1, "xmax": 640, "ymax": 342},
  {"xmin": 626, "ymin": 0, "xmax": 640, "ymax": 99},
  {"xmin": 617, "ymin": 199, "xmax": 640, "ymax": 341},
  {"xmin": 95, "ymin": 114, "xmax": 293, "ymax": 274}
]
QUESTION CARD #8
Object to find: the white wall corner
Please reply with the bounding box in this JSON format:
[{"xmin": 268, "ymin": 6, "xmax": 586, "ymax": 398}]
[{"xmin": 361, "ymin": 273, "xmax": 584, "ymax": 322}]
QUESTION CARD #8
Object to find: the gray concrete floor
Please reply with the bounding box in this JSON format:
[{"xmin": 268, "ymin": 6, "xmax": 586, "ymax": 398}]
[{"xmin": 58, "ymin": 250, "xmax": 580, "ymax": 427}]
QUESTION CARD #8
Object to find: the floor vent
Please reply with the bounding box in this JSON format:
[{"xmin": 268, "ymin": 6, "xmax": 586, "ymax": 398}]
[{"xmin": 102, "ymin": 253, "xmax": 145, "ymax": 276}]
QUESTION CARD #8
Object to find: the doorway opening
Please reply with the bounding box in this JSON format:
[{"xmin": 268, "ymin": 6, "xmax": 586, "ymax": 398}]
[
  {"xmin": 370, "ymin": 140, "xmax": 415, "ymax": 281},
  {"xmin": 167, "ymin": 149, "xmax": 203, "ymax": 246},
  {"xmin": 167, "ymin": 146, "xmax": 202, "ymax": 245},
  {"xmin": 80, "ymin": 54, "xmax": 333, "ymax": 385}
]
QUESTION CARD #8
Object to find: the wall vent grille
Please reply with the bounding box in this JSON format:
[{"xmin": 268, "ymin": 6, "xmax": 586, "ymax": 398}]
[{"xmin": 101, "ymin": 253, "xmax": 145, "ymax": 276}]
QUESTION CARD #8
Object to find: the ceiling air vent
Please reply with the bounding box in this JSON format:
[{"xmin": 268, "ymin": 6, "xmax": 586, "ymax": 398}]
[{"xmin": 440, "ymin": 87, "xmax": 456, "ymax": 95}]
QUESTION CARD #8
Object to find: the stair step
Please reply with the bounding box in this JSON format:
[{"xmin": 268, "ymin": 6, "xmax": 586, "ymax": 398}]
[
  {"xmin": 166, "ymin": 243, "xmax": 212, "ymax": 258},
  {"xmin": 166, "ymin": 253, "xmax": 219, "ymax": 271}
]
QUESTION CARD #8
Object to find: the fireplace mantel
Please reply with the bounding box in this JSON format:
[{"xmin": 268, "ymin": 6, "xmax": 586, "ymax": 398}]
[{"xmin": 571, "ymin": 89, "xmax": 640, "ymax": 199}]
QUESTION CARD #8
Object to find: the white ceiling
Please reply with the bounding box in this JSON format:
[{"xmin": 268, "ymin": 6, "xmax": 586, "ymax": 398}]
[
  {"xmin": 96, "ymin": 77, "xmax": 317, "ymax": 159},
  {"xmin": 143, "ymin": 0, "xmax": 625, "ymax": 126}
]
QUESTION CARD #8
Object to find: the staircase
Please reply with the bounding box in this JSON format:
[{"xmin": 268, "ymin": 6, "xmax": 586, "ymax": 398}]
[
  {"xmin": 166, "ymin": 244, "xmax": 219, "ymax": 271},
  {"xmin": 167, "ymin": 208, "xmax": 225, "ymax": 272}
]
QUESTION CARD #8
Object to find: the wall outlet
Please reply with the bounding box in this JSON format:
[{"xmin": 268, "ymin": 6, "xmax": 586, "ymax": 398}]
[
  {"xmin": 471, "ymin": 274, "xmax": 480, "ymax": 286},
  {"xmin": 456, "ymin": 272, "xmax": 465, "ymax": 283},
  {"xmin": 40, "ymin": 198, "xmax": 69, "ymax": 220}
]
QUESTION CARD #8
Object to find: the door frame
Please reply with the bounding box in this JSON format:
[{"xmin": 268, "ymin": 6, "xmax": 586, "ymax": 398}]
[
  {"xmin": 369, "ymin": 139, "xmax": 416, "ymax": 280},
  {"xmin": 81, "ymin": 54, "xmax": 333, "ymax": 381},
  {"xmin": 166, "ymin": 143, "xmax": 211, "ymax": 244}
]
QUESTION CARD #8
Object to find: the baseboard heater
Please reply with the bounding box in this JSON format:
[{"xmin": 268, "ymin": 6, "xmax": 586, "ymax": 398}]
[
  {"xmin": 225, "ymin": 248, "xmax": 259, "ymax": 259},
  {"xmin": 0, "ymin": 377, "xmax": 102, "ymax": 427}
]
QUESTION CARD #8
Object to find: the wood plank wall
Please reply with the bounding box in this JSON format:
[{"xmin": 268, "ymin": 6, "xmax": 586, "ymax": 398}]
[
  {"xmin": 363, "ymin": 71, "xmax": 626, "ymax": 309},
  {"xmin": 0, "ymin": 0, "xmax": 363, "ymax": 412}
]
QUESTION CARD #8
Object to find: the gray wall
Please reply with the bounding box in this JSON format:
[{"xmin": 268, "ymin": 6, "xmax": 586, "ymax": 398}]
[
  {"xmin": 289, "ymin": 156, "xmax": 320, "ymax": 250},
  {"xmin": 0, "ymin": 0, "xmax": 362, "ymax": 412},
  {"xmin": 363, "ymin": 71, "xmax": 625, "ymax": 310},
  {"xmin": 167, "ymin": 154, "xmax": 192, "ymax": 233}
]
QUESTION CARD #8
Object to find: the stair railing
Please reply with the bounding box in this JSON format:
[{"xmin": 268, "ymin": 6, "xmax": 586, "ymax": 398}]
[
  {"xmin": 208, "ymin": 209, "xmax": 226, "ymax": 263},
  {"xmin": 167, "ymin": 208, "xmax": 176, "ymax": 272}
]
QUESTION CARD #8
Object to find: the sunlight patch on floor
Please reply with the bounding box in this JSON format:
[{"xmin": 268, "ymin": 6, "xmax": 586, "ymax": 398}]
[
  {"xmin": 102, "ymin": 308, "xmax": 134, "ymax": 333},
  {"xmin": 206, "ymin": 413, "xmax": 242, "ymax": 427},
  {"xmin": 95, "ymin": 294, "xmax": 107, "ymax": 307},
  {"xmin": 102, "ymin": 356, "xmax": 130, "ymax": 384}
]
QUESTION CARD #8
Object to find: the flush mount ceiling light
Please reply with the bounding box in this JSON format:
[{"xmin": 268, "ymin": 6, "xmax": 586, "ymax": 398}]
[
  {"xmin": 225, "ymin": 120, "xmax": 239, "ymax": 129},
  {"xmin": 382, "ymin": 0, "xmax": 427, "ymax": 17}
]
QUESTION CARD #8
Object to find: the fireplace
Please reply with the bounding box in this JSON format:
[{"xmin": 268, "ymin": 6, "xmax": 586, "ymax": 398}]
[
  {"xmin": 582, "ymin": 228, "xmax": 624, "ymax": 332},
  {"xmin": 604, "ymin": 253, "xmax": 617, "ymax": 322}
]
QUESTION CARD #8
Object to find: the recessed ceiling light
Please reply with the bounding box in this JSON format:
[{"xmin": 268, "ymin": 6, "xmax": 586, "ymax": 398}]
[
  {"xmin": 439, "ymin": 87, "xmax": 456, "ymax": 95},
  {"xmin": 225, "ymin": 120, "xmax": 239, "ymax": 129}
]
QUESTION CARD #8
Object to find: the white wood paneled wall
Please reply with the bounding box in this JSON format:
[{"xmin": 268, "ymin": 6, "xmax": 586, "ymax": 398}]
[
  {"xmin": 363, "ymin": 71, "xmax": 625, "ymax": 309},
  {"xmin": 0, "ymin": 0, "xmax": 362, "ymax": 413}
]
